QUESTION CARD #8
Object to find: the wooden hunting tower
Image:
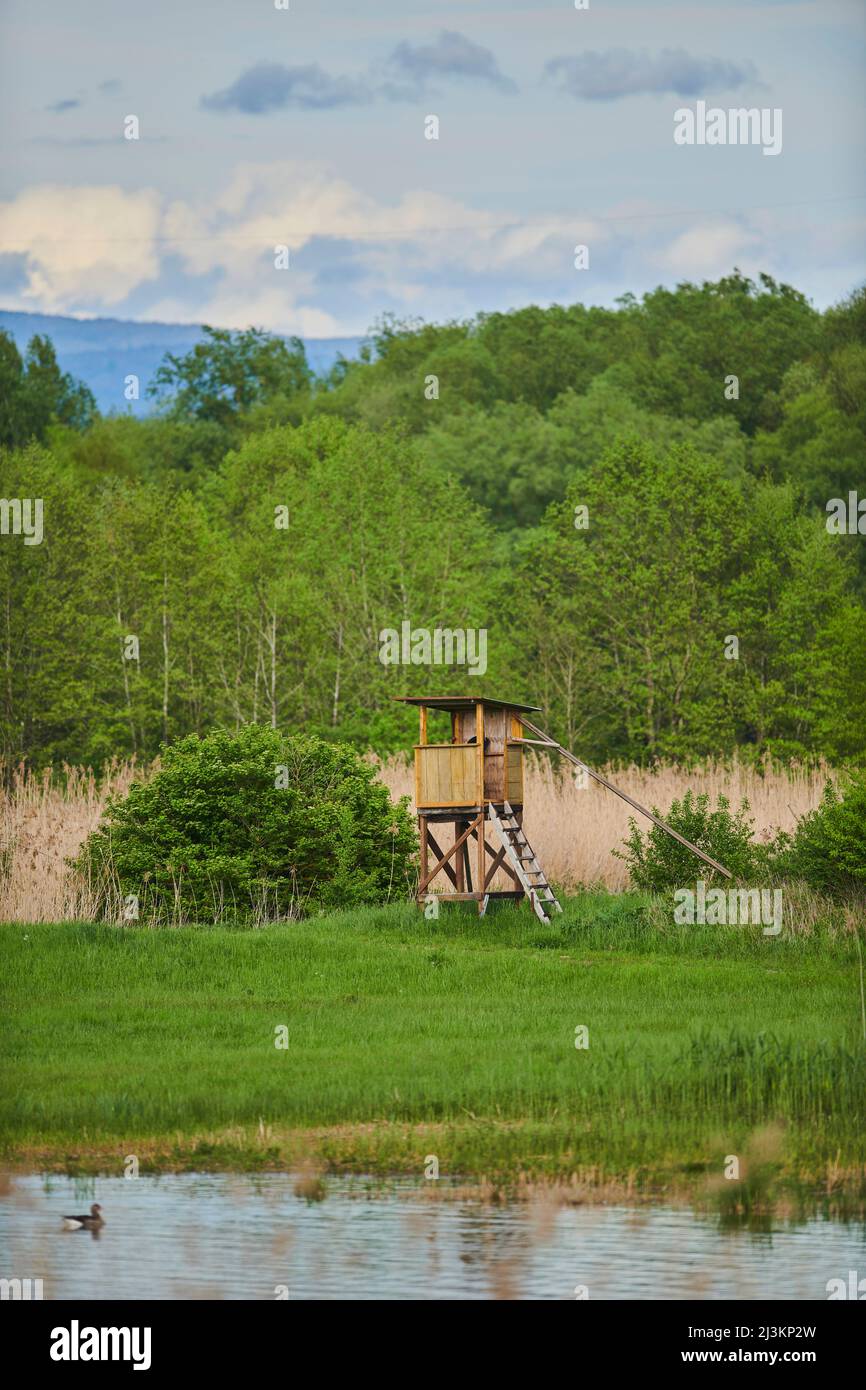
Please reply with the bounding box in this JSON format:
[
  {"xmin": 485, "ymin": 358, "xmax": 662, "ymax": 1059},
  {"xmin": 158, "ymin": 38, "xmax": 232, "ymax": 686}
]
[
  {"xmin": 394, "ymin": 695, "xmax": 562, "ymax": 922},
  {"xmin": 395, "ymin": 693, "xmax": 734, "ymax": 923}
]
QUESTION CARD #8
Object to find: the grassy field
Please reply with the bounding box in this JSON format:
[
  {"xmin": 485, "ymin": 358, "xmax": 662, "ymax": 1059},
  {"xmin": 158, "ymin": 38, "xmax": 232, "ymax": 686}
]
[{"xmin": 1, "ymin": 898, "xmax": 864, "ymax": 1214}]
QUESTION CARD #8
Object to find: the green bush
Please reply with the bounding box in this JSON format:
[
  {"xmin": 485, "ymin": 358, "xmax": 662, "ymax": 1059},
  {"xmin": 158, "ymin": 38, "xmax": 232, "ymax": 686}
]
[
  {"xmin": 77, "ymin": 725, "xmax": 417, "ymax": 923},
  {"xmin": 773, "ymin": 773, "xmax": 866, "ymax": 899},
  {"xmin": 614, "ymin": 790, "xmax": 762, "ymax": 891}
]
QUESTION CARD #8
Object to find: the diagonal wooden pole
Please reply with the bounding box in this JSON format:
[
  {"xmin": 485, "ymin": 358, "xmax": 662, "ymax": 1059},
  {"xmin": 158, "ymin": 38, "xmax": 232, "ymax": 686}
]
[{"xmin": 519, "ymin": 719, "xmax": 732, "ymax": 880}]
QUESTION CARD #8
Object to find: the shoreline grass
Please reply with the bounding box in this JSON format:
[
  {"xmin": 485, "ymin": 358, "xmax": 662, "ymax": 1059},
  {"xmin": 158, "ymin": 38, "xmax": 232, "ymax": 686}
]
[
  {"xmin": 6, "ymin": 1119, "xmax": 865, "ymax": 1220},
  {"xmin": 2, "ymin": 900, "xmax": 864, "ymax": 1214}
]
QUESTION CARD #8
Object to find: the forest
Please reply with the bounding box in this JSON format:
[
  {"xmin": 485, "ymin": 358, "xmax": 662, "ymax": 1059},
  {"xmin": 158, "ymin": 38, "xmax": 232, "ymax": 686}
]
[{"xmin": 1, "ymin": 270, "xmax": 864, "ymax": 770}]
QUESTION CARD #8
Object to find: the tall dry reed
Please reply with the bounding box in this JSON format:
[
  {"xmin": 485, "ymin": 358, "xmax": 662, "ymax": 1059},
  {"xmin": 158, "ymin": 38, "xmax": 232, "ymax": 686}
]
[
  {"xmin": 0, "ymin": 755, "xmax": 835, "ymax": 921},
  {"xmin": 0, "ymin": 761, "xmax": 139, "ymax": 922},
  {"xmin": 377, "ymin": 754, "xmax": 836, "ymax": 891}
]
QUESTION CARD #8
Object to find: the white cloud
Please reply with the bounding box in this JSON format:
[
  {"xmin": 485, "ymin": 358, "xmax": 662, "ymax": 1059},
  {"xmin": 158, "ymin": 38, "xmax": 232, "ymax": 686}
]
[
  {"xmin": 653, "ymin": 220, "xmax": 760, "ymax": 279},
  {"xmin": 0, "ymin": 184, "xmax": 161, "ymax": 310},
  {"xmin": 158, "ymin": 162, "xmax": 586, "ymax": 329},
  {"xmin": 2, "ymin": 161, "xmax": 856, "ymax": 333}
]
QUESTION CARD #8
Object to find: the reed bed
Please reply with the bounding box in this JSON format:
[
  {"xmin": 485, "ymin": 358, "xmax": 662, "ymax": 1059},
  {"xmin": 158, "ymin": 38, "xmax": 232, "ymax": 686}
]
[
  {"xmin": 0, "ymin": 760, "xmax": 139, "ymax": 923},
  {"xmin": 378, "ymin": 754, "xmax": 836, "ymax": 891},
  {"xmin": 0, "ymin": 755, "xmax": 836, "ymax": 921}
]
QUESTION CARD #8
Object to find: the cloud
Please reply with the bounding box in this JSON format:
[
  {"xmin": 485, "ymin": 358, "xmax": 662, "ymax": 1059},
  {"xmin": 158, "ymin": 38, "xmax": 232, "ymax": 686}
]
[
  {"xmin": 2, "ymin": 162, "xmax": 849, "ymax": 334},
  {"xmin": 544, "ymin": 48, "xmax": 759, "ymax": 101},
  {"xmin": 30, "ymin": 135, "xmax": 167, "ymax": 148},
  {"xmin": 653, "ymin": 221, "xmax": 761, "ymax": 279},
  {"xmin": 382, "ymin": 29, "xmax": 517, "ymax": 95},
  {"xmin": 155, "ymin": 161, "xmax": 592, "ymax": 331},
  {"xmin": 0, "ymin": 184, "xmax": 161, "ymax": 311},
  {"xmin": 201, "ymin": 63, "xmax": 373, "ymax": 114},
  {"xmin": 161, "ymin": 159, "xmax": 577, "ymax": 269},
  {"xmin": 46, "ymin": 98, "xmax": 81, "ymax": 113},
  {"xmin": 201, "ymin": 33, "xmax": 516, "ymax": 114}
]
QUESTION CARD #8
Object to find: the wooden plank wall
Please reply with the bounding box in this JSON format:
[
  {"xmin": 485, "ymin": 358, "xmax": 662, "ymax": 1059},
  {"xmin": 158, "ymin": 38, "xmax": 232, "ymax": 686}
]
[
  {"xmin": 415, "ymin": 707, "xmax": 526, "ymax": 806},
  {"xmin": 506, "ymin": 744, "xmax": 523, "ymax": 802},
  {"xmin": 482, "ymin": 708, "xmax": 506, "ymax": 801},
  {"xmin": 416, "ymin": 745, "xmax": 477, "ymax": 806}
]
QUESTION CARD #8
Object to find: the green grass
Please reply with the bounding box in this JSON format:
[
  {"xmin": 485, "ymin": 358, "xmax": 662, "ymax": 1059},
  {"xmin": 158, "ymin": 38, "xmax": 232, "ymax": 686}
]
[{"xmin": 1, "ymin": 896, "xmax": 864, "ymax": 1212}]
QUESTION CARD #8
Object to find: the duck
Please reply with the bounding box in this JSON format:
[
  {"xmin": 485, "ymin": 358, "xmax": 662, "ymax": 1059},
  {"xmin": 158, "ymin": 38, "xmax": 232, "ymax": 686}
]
[{"xmin": 62, "ymin": 1203, "xmax": 104, "ymax": 1231}]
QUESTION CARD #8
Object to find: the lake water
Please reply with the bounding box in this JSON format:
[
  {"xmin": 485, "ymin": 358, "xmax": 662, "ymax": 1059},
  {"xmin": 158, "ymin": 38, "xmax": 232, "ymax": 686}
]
[{"xmin": 2, "ymin": 1174, "xmax": 864, "ymax": 1300}]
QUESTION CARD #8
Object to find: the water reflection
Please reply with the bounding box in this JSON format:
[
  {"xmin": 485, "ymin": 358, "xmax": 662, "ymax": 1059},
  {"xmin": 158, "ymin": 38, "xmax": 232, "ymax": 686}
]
[{"xmin": 1, "ymin": 1174, "xmax": 864, "ymax": 1301}]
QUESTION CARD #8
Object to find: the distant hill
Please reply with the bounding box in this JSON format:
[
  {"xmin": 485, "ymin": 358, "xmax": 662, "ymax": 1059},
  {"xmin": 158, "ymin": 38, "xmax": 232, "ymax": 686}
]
[{"xmin": 0, "ymin": 309, "xmax": 366, "ymax": 417}]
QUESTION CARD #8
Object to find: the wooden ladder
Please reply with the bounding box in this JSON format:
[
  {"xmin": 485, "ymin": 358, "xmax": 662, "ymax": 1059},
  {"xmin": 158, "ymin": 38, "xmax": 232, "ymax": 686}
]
[{"xmin": 487, "ymin": 801, "xmax": 563, "ymax": 924}]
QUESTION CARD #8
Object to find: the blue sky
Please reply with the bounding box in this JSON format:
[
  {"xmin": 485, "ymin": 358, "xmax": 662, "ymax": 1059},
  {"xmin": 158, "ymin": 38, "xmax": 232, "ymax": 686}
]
[{"xmin": 0, "ymin": 0, "xmax": 863, "ymax": 335}]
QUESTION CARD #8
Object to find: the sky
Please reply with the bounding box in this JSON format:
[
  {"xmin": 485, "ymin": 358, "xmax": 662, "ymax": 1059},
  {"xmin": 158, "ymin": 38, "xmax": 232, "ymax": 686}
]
[{"xmin": 0, "ymin": 0, "xmax": 864, "ymax": 336}]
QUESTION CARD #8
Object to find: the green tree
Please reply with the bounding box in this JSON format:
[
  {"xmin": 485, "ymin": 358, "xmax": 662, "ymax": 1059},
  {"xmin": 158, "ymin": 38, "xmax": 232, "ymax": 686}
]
[
  {"xmin": 0, "ymin": 331, "xmax": 96, "ymax": 449},
  {"xmin": 508, "ymin": 439, "xmax": 747, "ymax": 760},
  {"xmin": 50, "ymin": 413, "xmax": 230, "ymax": 482},
  {"xmin": 77, "ymin": 724, "xmax": 417, "ymax": 921},
  {"xmin": 618, "ymin": 271, "xmax": 819, "ymax": 435},
  {"xmin": 776, "ymin": 772, "xmax": 866, "ymax": 899},
  {"xmin": 508, "ymin": 441, "xmax": 866, "ymax": 764},
  {"xmin": 149, "ymin": 326, "xmax": 312, "ymax": 425},
  {"xmin": 207, "ymin": 416, "xmax": 495, "ymax": 749},
  {"xmin": 0, "ymin": 446, "xmax": 112, "ymax": 766}
]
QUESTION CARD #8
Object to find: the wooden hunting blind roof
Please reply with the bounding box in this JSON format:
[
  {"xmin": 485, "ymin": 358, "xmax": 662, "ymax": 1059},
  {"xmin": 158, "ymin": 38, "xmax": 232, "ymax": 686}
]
[{"xmin": 393, "ymin": 695, "xmax": 541, "ymax": 714}]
